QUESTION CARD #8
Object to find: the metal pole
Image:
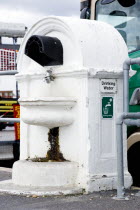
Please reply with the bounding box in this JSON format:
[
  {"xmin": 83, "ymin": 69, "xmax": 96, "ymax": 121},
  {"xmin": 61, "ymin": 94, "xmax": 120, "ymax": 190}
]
[
  {"xmin": 123, "ymin": 69, "xmax": 129, "ymax": 113},
  {"xmin": 16, "ymin": 82, "xmax": 18, "ymax": 99},
  {"xmin": 0, "ymin": 118, "xmax": 20, "ymax": 123},
  {"xmin": 115, "ymin": 59, "xmax": 131, "ymax": 200},
  {"xmin": 124, "ymin": 119, "xmax": 140, "ymax": 126},
  {"xmin": 115, "ymin": 59, "xmax": 130, "ymax": 200},
  {"xmin": 115, "ymin": 59, "xmax": 131, "ymax": 199},
  {"xmin": 123, "ymin": 112, "xmax": 140, "ymax": 119},
  {"xmin": 13, "ymin": 37, "xmax": 18, "ymax": 99},
  {"xmin": 116, "ymin": 121, "xmax": 125, "ymax": 199},
  {"xmin": 115, "ymin": 57, "xmax": 140, "ymax": 200},
  {"xmin": 0, "ymin": 70, "xmax": 17, "ymax": 75}
]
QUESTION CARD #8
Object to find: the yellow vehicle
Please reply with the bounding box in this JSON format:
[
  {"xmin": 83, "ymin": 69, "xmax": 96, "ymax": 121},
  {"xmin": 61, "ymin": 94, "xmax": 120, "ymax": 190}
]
[{"xmin": 0, "ymin": 97, "xmax": 18, "ymax": 130}]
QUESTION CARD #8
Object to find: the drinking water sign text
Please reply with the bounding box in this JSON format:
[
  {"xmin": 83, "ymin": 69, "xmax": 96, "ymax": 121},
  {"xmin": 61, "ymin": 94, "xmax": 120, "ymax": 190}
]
[
  {"xmin": 102, "ymin": 97, "xmax": 113, "ymax": 118},
  {"xmin": 100, "ymin": 79, "xmax": 117, "ymax": 93}
]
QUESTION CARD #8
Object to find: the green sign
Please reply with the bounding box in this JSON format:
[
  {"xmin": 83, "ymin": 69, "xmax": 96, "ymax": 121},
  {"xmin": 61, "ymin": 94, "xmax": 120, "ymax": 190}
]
[{"xmin": 102, "ymin": 97, "xmax": 113, "ymax": 118}]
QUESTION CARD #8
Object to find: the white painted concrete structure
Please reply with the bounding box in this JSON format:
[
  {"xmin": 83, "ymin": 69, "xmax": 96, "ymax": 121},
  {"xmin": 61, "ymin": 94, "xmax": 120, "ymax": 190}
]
[{"xmin": 12, "ymin": 17, "xmax": 132, "ymax": 193}]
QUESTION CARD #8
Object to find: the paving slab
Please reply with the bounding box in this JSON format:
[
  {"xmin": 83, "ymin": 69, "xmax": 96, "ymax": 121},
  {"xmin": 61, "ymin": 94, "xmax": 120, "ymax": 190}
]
[{"xmin": 0, "ymin": 168, "xmax": 140, "ymax": 209}]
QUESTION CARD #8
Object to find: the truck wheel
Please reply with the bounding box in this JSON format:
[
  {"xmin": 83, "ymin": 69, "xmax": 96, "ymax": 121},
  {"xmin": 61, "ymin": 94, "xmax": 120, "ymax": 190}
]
[
  {"xmin": 127, "ymin": 132, "xmax": 140, "ymax": 187},
  {"xmin": 13, "ymin": 141, "xmax": 20, "ymax": 161}
]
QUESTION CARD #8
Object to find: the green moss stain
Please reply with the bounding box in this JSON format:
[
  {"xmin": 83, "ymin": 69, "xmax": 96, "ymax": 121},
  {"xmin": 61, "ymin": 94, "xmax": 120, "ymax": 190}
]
[
  {"xmin": 46, "ymin": 127, "xmax": 66, "ymax": 162},
  {"xmin": 29, "ymin": 127, "xmax": 66, "ymax": 162}
]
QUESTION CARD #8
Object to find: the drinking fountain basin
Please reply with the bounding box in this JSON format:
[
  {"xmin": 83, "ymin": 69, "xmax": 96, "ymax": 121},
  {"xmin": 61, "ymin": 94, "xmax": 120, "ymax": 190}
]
[{"xmin": 19, "ymin": 97, "xmax": 76, "ymax": 128}]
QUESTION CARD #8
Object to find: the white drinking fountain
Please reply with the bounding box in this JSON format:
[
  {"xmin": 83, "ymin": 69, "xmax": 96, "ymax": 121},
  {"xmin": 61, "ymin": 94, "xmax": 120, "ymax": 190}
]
[{"xmin": 12, "ymin": 16, "xmax": 132, "ymax": 194}]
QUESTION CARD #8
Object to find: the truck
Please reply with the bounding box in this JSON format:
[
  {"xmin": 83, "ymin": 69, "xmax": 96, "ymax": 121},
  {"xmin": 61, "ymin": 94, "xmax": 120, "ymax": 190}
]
[
  {"xmin": 0, "ymin": 22, "xmax": 26, "ymax": 163},
  {"xmin": 0, "ymin": 97, "xmax": 18, "ymax": 131},
  {"xmin": 80, "ymin": 0, "xmax": 140, "ymax": 187}
]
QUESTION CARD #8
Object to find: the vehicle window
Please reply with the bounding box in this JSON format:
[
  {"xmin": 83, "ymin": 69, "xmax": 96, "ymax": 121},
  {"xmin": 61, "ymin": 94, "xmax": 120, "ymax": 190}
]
[{"xmin": 96, "ymin": 0, "xmax": 140, "ymax": 52}]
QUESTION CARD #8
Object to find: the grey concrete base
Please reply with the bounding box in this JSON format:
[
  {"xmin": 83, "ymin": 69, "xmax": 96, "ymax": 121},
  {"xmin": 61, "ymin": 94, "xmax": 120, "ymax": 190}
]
[
  {"xmin": 0, "ymin": 180, "xmax": 83, "ymax": 196},
  {"xmin": 12, "ymin": 160, "xmax": 79, "ymax": 187},
  {"xmin": 87, "ymin": 173, "xmax": 132, "ymax": 192}
]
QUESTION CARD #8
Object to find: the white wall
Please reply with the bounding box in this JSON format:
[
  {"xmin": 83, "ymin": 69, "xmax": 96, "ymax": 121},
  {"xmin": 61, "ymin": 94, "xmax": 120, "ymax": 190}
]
[{"xmin": 16, "ymin": 17, "xmax": 132, "ymax": 192}]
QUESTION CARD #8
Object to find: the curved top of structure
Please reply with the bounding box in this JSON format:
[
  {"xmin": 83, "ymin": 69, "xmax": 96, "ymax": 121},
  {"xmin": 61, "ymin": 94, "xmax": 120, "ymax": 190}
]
[{"xmin": 17, "ymin": 16, "xmax": 128, "ymax": 74}]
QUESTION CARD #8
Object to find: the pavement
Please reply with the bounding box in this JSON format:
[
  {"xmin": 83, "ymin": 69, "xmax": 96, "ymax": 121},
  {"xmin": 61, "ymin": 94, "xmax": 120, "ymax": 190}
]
[
  {"xmin": 0, "ymin": 167, "xmax": 12, "ymax": 181},
  {"xmin": 0, "ymin": 167, "xmax": 140, "ymax": 209},
  {"xmin": 1, "ymin": 128, "xmax": 140, "ymax": 209}
]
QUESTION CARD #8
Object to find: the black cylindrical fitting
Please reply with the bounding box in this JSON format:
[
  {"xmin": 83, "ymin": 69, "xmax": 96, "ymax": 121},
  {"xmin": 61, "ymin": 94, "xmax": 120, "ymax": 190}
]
[{"xmin": 25, "ymin": 35, "xmax": 63, "ymax": 66}]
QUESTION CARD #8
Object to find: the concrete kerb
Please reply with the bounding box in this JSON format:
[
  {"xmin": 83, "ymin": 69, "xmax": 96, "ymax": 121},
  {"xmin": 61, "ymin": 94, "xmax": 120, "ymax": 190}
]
[
  {"xmin": 0, "ymin": 180, "xmax": 83, "ymax": 197},
  {"xmin": 0, "ymin": 167, "xmax": 83, "ymax": 196}
]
